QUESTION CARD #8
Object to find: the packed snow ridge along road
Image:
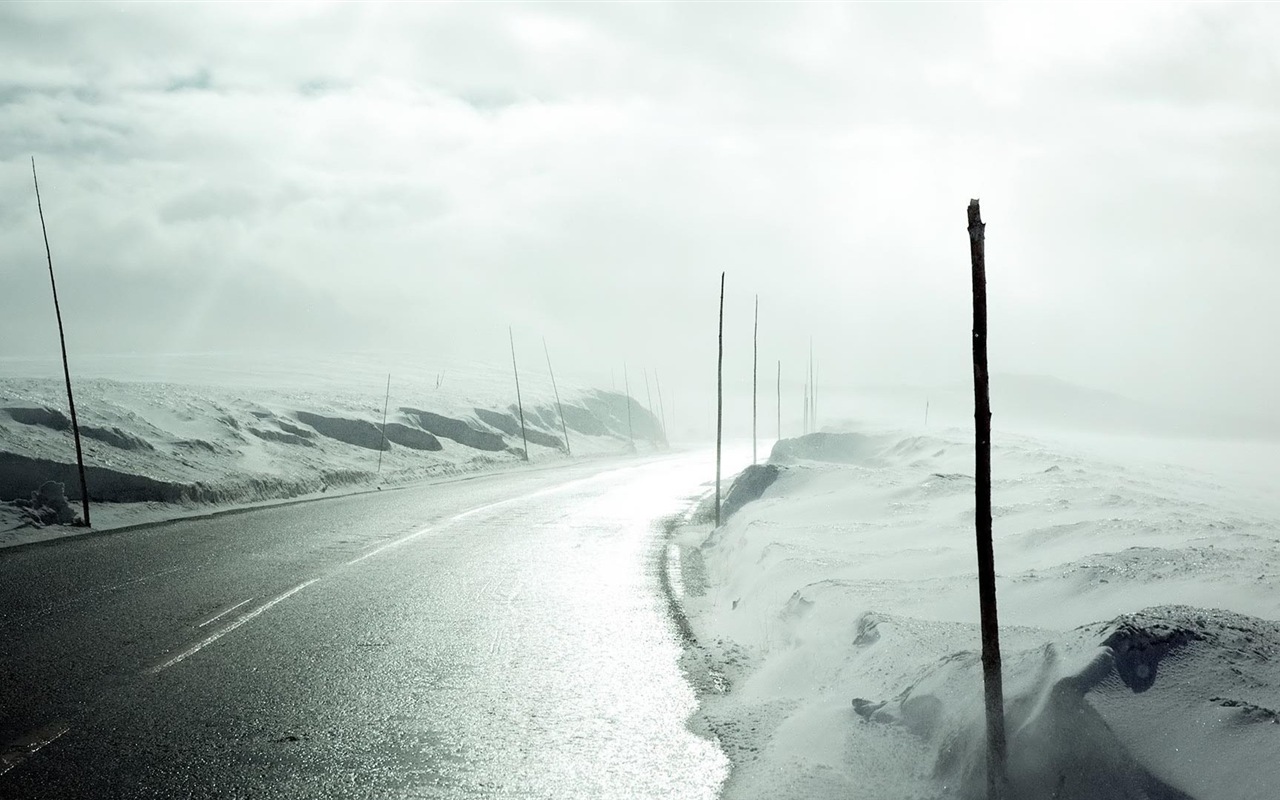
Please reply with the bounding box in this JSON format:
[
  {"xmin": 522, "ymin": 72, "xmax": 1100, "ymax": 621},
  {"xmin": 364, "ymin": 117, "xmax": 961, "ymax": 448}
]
[
  {"xmin": 674, "ymin": 427, "xmax": 1280, "ymax": 800},
  {"xmin": 0, "ymin": 357, "xmax": 665, "ymax": 545}
]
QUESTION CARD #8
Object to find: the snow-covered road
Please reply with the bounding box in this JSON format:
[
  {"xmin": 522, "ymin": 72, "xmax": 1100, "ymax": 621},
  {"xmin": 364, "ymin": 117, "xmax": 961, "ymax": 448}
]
[{"xmin": 0, "ymin": 449, "xmax": 745, "ymax": 799}]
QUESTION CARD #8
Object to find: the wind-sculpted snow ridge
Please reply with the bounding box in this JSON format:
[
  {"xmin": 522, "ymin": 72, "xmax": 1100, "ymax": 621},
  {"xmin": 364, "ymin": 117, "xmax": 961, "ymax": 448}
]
[
  {"xmin": 673, "ymin": 425, "xmax": 1280, "ymax": 799},
  {"xmin": 853, "ymin": 606, "xmax": 1280, "ymax": 799},
  {"xmin": 0, "ymin": 365, "xmax": 659, "ymax": 544}
]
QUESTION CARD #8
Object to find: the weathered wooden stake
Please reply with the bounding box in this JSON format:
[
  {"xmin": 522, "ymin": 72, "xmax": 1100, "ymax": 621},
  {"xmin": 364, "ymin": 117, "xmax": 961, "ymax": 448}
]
[
  {"xmin": 654, "ymin": 370, "xmax": 668, "ymax": 446},
  {"xmin": 803, "ymin": 382, "xmax": 809, "ymax": 434},
  {"xmin": 752, "ymin": 294, "xmax": 758, "ymax": 465},
  {"xmin": 623, "ymin": 362, "xmax": 634, "ymax": 451},
  {"xmin": 776, "ymin": 360, "xmax": 781, "ymax": 442},
  {"xmin": 968, "ymin": 198, "xmax": 1007, "ymax": 799},
  {"xmin": 643, "ymin": 367, "xmax": 655, "ymax": 443},
  {"xmin": 809, "ymin": 340, "xmax": 817, "ymax": 433},
  {"xmin": 509, "ymin": 327, "xmax": 529, "ymax": 461},
  {"xmin": 715, "ymin": 271, "xmax": 725, "ymax": 527},
  {"xmin": 32, "ymin": 158, "xmax": 90, "ymax": 527},
  {"xmin": 376, "ymin": 373, "xmax": 390, "ymax": 475},
  {"xmin": 543, "ymin": 337, "xmax": 571, "ymax": 457}
]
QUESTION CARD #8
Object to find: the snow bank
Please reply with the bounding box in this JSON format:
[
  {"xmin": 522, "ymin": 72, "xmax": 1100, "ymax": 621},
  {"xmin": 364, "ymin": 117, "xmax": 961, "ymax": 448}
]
[
  {"xmin": 0, "ymin": 354, "xmax": 665, "ymax": 545},
  {"xmin": 675, "ymin": 427, "xmax": 1280, "ymax": 799}
]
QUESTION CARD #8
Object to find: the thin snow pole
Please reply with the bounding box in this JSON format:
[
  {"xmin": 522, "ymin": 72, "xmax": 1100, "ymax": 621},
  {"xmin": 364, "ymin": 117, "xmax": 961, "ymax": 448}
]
[
  {"xmin": 803, "ymin": 382, "xmax": 809, "ymax": 435},
  {"xmin": 510, "ymin": 327, "xmax": 529, "ymax": 461},
  {"xmin": 752, "ymin": 294, "xmax": 758, "ymax": 465},
  {"xmin": 925, "ymin": 398, "xmax": 930, "ymax": 427},
  {"xmin": 968, "ymin": 199, "xmax": 1008, "ymax": 798},
  {"xmin": 644, "ymin": 367, "xmax": 655, "ymax": 442},
  {"xmin": 654, "ymin": 369, "xmax": 668, "ymax": 445},
  {"xmin": 776, "ymin": 360, "xmax": 781, "ymax": 441},
  {"xmin": 543, "ymin": 337, "xmax": 571, "ymax": 456},
  {"xmin": 623, "ymin": 362, "xmax": 634, "ymax": 450},
  {"xmin": 715, "ymin": 271, "xmax": 724, "ymax": 527},
  {"xmin": 809, "ymin": 341, "xmax": 817, "ymax": 433},
  {"xmin": 32, "ymin": 158, "xmax": 90, "ymax": 527},
  {"xmin": 376, "ymin": 373, "xmax": 390, "ymax": 475},
  {"xmin": 808, "ymin": 339, "xmax": 814, "ymax": 433}
]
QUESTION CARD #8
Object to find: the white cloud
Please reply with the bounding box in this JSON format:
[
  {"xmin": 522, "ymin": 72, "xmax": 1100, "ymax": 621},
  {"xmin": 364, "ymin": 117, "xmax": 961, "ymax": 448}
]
[{"xmin": 1, "ymin": 2, "xmax": 1278, "ymax": 422}]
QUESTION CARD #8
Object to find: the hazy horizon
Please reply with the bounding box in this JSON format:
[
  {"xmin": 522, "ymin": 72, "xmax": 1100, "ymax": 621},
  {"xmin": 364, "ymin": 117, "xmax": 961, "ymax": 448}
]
[{"xmin": 3, "ymin": 3, "xmax": 1279, "ymax": 425}]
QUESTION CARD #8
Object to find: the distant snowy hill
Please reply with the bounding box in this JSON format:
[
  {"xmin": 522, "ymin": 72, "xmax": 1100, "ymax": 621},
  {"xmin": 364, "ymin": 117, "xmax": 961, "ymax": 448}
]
[
  {"xmin": 992, "ymin": 373, "xmax": 1276, "ymax": 438},
  {"xmin": 851, "ymin": 373, "xmax": 1280, "ymax": 441}
]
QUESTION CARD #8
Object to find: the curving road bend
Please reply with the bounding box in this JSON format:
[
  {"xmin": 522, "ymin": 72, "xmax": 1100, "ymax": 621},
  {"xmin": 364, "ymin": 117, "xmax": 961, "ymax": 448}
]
[{"xmin": 0, "ymin": 452, "xmax": 729, "ymax": 799}]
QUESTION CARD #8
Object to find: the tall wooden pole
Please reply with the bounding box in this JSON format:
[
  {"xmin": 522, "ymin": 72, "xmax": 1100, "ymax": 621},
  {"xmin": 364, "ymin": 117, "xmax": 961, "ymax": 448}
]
[
  {"xmin": 543, "ymin": 337, "xmax": 571, "ymax": 456},
  {"xmin": 376, "ymin": 373, "xmax": 390, "ymax": 475},
  {"xmin": 715, "ymin": 272, "xmax": 725, "ymax": 527},
  {"xmin": 32, "ymin": 158, "xmax": 90, "ymax": 527},
  {"xmin": 968, "ymin": 198, "xmax": 1007, "ymax": 798},
  {"xmin": 752, "ymin": 294, "xmax": 758, "ymax": 465},
  {"xmin": 808, "ymin": 338, "xmax": 815, "ymax": 433},
  {"xmin": 623, "ymin": 362, "xmax": 634, "ymax": 450},
  {"xmin": 810, "ymin": 341, "xmax": 817, "ymax": 433},
  {"xmin": 643, "ymin": 368, "xmax": 655, "ymax": 442},
  {"xmin": 803, "ymin": 382, "xmax": 809, "ymax": 435},
  {"xmin": 654, "ymin": 369, "xmax": 668, "ymax": 446},
  {"xmin": 509, "ymin": 327, "xmax": 529, "ymax": 461}
]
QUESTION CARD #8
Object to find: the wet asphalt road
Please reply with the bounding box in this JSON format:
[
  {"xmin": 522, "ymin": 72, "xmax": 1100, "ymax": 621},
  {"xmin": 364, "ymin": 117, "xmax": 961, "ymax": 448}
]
[{"xmin": 0, "ymin": 453, "xmax": 728, "ymax": 799}]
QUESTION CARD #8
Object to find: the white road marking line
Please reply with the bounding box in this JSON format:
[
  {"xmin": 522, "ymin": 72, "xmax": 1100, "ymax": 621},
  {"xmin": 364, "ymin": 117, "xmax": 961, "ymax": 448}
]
[
  {"xmin": 0, "ymin": 723, "xmax": 70, "ymax": 777},
  {"xmin": 196, "ymin": 598, "xmax": 253, "ymax": 628},
  {"xmin": 345, "ymin": 527, "xmax": 436, "ymax": 565},
  {"xmin": 106, "ymin": 565, "xmax": 184, "ymax": 591},
  {"xmin": 151, "ymin": 478, "xmax": 597, "ymax": 672},
  {"xmin": 0, "ymin": 566, "xmax": 189, "ymax": 631},
  {"xmin": 344, "ymin": 477, "xmax": 601, "ymax": 567},
  {"xmin": 343, "ymin": 497, "xmax": 516, "ymax": 566},
  {"xmin": 149, "ymin": 580, "xmax": 317, "ymax": 674}
]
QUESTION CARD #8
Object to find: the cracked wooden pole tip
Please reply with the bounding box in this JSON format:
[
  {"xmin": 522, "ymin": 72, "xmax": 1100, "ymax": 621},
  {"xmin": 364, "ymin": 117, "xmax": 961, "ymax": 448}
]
[{"xmin": 968, "ymin": 198, "xmax": 984, "ymax": 237}]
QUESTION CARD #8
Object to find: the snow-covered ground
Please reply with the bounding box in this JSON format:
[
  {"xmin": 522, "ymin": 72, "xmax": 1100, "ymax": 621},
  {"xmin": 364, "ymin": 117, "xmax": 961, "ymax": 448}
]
[
  {"xmin": 0, "ymin": 353, "xmax": 664, "ymax": 547},
  {"xmin": 675, "ymin": 426, "xmax": 1280, "ymax": 799}
]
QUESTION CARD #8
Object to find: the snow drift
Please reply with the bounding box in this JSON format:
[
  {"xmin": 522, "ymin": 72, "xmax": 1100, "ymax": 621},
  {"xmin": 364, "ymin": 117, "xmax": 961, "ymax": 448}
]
[
  {"xmin": 675, "ymin": 428, "xmax": 1280, "ymax": 799},
  {"xmin": 0, "ymin": 355, "xmax": 665, "ymax": 540}
]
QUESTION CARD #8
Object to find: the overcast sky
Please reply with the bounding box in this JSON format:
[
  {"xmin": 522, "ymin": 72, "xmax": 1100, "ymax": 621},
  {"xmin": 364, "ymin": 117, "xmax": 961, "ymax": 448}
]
[{"xmin": 2, "ymin": 2, "xmax": 1278, "ymax": 421}]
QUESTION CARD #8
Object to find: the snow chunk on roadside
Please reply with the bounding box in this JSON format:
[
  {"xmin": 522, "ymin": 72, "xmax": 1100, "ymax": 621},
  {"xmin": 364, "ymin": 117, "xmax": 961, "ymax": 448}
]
[{"xmin": 857, "ymin": 606, "xmax": 1279, "ymax": 800}]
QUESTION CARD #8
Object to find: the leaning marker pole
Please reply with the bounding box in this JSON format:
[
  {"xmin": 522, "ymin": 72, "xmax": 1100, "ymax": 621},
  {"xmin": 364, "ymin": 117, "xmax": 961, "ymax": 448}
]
[
  {"xmin": 623, "ymin": 362, "xmax": 635, "ymax": 451},
  {"xmin": 509, "ymin": 327, "xmax": 529, "ymax": 461},
  {"xmin": 968, "ymin": 199, "xmax": 1007, "ymax": 798},
  {"xmin": 543, "ymin": 337, "xmax": 571, "ymax": 456},
  {"xmin": 644, "ymin": 368, "xmax": 655, "ymax": 442},
  {"xmin": 715, "ymin": 272, "xmax": 725, "ymax": 527},
  {"xmin": 752, "ymin": 294, "xmax": 758, "ymax": 465},
  {"xmin": 376, "ymin": 373, "xmax": 391, "ymax": 476},
  {"xmin": 654, "ymin": 369, "xmax": 668, "ymax": 446},
  {"xmin": 32, "ymin": 158, "xmax": 90, "ymax": 527}
]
